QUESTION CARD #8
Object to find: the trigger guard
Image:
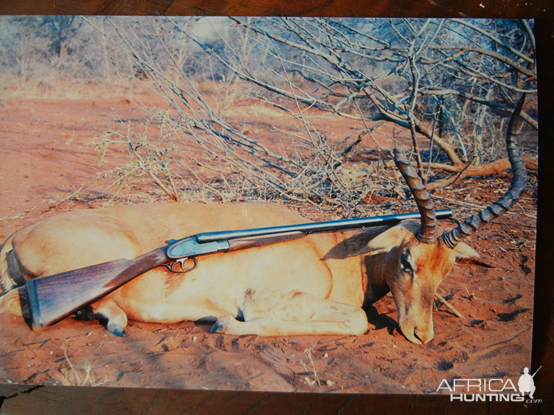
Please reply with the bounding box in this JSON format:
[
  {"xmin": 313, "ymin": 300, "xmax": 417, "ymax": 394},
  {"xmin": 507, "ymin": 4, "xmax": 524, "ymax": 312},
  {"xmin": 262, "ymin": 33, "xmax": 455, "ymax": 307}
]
[{"xmin": 165, "ymin": 257, "xmax": 198, "ymax": 273}]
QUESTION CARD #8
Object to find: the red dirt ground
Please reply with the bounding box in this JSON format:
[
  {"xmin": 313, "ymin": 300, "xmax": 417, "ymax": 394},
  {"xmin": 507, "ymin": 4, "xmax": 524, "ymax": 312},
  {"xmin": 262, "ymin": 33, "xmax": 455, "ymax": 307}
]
[{"xmin": 0, "ymin": 91, "xmax": 537, "ymax": 394}]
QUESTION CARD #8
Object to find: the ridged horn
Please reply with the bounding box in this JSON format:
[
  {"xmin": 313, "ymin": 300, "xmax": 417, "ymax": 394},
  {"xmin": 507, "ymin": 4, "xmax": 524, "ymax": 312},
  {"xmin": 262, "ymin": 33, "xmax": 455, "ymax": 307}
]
[
  {"xmin": 441, "ymin": 94, "xmax": 527, "ymax": 249},
  {"xmin": 394, "ymin": 149, "xmax": 438, "ymax": 244}
]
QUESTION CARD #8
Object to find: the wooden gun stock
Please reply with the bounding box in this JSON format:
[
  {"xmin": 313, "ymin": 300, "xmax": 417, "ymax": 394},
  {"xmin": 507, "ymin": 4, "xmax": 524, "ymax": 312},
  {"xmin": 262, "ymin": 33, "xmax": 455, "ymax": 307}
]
[
  {"xmin": 17, "ymin": 209, "xmax": 452, "ymax": 331},
  {"xmin": 20, "ymin": 246, "xmax": 169, "ymax": 331}
]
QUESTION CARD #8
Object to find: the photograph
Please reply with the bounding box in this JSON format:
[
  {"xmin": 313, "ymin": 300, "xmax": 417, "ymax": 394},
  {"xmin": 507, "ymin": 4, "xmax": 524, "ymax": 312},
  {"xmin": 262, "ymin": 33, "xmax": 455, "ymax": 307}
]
[{"xmin": 0, "ymin": 16, "xmax": 538, "ymax": 395}]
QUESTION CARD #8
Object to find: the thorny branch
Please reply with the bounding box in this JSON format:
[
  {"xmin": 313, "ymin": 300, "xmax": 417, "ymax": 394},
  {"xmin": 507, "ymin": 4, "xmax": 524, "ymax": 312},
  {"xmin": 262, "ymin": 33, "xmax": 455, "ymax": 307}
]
[{"xmin": 94, "ymin": 17, "xmax": 537, "ymax": 211}]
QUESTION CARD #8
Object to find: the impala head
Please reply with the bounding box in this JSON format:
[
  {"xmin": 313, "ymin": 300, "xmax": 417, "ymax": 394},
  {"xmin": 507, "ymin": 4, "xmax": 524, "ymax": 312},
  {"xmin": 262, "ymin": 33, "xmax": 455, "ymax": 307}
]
[{"xmin": 364, "ymin": 96, "xmax": 527, "ymax": 344}]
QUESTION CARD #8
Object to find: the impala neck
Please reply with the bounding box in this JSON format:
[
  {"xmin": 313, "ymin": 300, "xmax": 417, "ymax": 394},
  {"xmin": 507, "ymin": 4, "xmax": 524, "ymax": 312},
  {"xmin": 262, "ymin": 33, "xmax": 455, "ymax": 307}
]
[{"xmin": 361, "ymin": 252, "xmax": 391, "ymax": 308}]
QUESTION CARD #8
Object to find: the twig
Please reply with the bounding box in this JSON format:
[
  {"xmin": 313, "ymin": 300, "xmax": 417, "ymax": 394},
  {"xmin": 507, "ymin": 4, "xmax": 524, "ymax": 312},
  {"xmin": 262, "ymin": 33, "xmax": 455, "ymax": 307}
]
[
  {"xmin": 431, "ymin": 195, "xmax": 487, "ymax": 210},
  {"xmin": 464, "ymin": 287, "xmax": 475, "ymax": 301},
  {"xmin": 435, "ymin": 293, "xmax": 464, "ymax": 318},
  {"xmin": 302, "ymin": 346, "xmax": 320, "ymax": 386},
  {"xmin": 49, "ymin": 185, "xmax": 86, "ymax": 209}
]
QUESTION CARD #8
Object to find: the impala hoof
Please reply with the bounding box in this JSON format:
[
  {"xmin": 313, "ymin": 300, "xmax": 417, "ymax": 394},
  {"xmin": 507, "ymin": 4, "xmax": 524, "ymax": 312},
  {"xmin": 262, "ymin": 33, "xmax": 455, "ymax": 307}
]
[
  {"xmin": 211, "ymin": 315, "xmax": 234, "ymax": 333},
  {"xmin": 107, "ymin": 322, "xmax": 126, "ymax": 337},
  {"xmin": 90, "ymin": 298, "xmax": 128, "ymax": 336}
]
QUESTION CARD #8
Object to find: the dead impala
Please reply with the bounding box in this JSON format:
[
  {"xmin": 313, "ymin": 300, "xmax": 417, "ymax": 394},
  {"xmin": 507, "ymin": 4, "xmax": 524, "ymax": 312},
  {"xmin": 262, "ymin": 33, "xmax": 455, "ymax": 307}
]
[{"xmin": 0, "ymin": 98, "xmax": 526, "ymax": 344}]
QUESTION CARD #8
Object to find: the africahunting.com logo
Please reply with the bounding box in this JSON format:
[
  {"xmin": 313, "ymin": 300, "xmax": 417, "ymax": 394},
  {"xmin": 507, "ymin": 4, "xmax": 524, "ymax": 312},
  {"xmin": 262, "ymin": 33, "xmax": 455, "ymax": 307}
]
[{"xmin": 436, "ymin": 367, "xmax": 542, "ymax": 403}]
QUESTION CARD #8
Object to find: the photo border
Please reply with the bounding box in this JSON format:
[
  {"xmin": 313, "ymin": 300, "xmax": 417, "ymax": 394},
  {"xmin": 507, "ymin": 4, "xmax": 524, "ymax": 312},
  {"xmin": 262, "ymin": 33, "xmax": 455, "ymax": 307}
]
[{"xmin": 0, "ymin": 1, "xmax": 551, "ymax": 413}]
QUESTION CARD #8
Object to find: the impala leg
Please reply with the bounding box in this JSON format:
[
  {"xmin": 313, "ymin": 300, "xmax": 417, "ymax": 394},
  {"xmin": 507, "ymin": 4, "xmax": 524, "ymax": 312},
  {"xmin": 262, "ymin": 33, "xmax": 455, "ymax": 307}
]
[
  {"xmin": 0, "ymin": 288, "xmax": 23, "ymax": 316},
  {"xmin": 90, "ymin": 297, "xmax": 128, "ymax": 336},
  {"xmin": 212, "ymin": 290, "xmax": 368, "ymax": 336}
]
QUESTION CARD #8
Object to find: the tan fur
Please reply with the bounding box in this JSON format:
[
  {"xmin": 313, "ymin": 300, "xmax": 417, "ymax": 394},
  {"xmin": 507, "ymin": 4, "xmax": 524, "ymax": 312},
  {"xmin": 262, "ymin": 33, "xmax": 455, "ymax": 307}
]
[
  {"xmin": 0, "ymin": 233, "xmax": 17, "ymax": 291},
  {"xmin": 0, "ymin": 202, "xmax": 487, "ymax": 343},
  {"xmin": 0, "ymin": 289, "xmax": 23, "ymax": 316}
]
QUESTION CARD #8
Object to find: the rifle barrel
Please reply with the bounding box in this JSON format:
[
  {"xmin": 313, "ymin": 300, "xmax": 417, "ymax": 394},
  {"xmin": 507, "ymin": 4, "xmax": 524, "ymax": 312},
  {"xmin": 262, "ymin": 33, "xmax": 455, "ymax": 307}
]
[{"xmin": 194, "ymin": 209, "xmax": 452, "ymax": 243}]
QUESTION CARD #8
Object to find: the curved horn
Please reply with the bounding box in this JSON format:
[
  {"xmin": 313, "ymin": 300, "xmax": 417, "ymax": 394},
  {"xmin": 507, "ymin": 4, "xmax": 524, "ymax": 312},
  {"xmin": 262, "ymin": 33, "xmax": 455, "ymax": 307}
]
[
  {"xmin": 394, "ymin": 149, "xmax": 438, "ymax": 244},
  {"xmin": 441, "ymin": 94, "xmax": 528, "ymax": 249}
]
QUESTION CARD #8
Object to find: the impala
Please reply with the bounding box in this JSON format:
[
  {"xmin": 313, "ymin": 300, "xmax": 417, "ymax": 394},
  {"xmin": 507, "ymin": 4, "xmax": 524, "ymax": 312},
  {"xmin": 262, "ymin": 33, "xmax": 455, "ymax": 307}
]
[{"xmin": 0, "ymin": 98, "xmax": 526, "ymax": 344}]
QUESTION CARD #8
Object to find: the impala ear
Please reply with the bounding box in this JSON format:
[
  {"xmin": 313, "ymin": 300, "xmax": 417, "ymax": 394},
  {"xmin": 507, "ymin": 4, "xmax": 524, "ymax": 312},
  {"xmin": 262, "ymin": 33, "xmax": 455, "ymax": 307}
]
[
  {"xmin": 453, "ymin": 242, "xmax": 495, "ymax": 268},
  {"xmin": 361, "ymin": 226, "xmax": 408, "ymax": 256},
  {"xmin": 322, "ymin": 222, "xmax": 417, "ymax": 260},
  {"xmin": 345, "ymin": 223, "xmax": 417, "ymax": 257},
  {"xmin": 320, "ymin": 228, "xmax": 387, "ymax": 260}
]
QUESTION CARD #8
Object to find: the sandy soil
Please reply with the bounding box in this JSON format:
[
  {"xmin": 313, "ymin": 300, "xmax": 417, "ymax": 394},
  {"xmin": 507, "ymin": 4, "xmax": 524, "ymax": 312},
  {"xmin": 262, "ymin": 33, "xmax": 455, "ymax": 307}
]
[{"xmin": 0, "ymin": 91, "xmax": 537, "ymax": 394}]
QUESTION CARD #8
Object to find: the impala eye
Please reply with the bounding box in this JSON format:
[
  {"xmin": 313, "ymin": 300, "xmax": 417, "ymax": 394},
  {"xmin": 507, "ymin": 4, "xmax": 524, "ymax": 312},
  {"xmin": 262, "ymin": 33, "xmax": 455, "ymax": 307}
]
[{"xmin": 400, "ymin": 251, "xmax": 413, "ymax": 274}]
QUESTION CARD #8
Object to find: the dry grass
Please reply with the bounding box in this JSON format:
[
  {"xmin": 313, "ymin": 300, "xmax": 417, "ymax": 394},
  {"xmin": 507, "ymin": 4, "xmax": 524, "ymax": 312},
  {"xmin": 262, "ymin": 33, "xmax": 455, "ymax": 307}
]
[
  {"xmin": 226, "ymin": 103, "xmax": 289, "ymax": 119},
  {"xmin": 301, "ymin": 345, "xmax": 321, "ymax": 386},
  {"xmin": 0, "ymin": 74, "xmax": 144, "ymax": 100},
  {"xmin": 59, "ymin": 342, "xmax": 108, "ymax": 387}
]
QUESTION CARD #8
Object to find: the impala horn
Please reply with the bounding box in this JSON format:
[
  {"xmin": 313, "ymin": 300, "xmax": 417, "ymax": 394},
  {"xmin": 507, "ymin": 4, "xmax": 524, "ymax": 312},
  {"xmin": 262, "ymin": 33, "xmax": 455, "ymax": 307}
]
[
  {"xmin": 441, "ymin": 94, "xmax": 528, "ymax": 249},
  {"xmin": 394, "ymin": 149, "xmax": 438, "ymax": 244}
]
